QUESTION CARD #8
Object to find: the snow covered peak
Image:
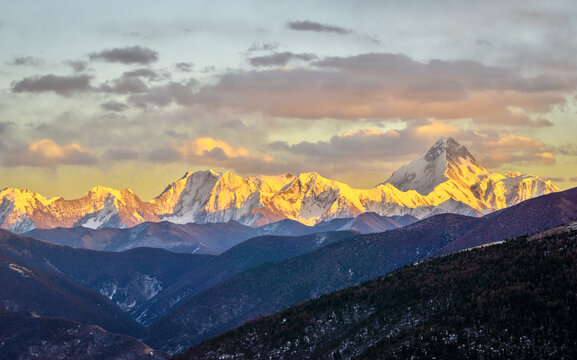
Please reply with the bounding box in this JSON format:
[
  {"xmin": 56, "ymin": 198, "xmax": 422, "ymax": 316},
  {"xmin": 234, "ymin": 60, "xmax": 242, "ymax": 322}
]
[{"xmin": 384, "ymin": 137, "xmax": 487, "ymax": 195}]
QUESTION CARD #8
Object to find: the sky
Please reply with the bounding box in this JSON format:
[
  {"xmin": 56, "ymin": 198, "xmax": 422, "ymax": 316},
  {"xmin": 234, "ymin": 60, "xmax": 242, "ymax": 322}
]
[{"xmin": 1, "ymin": 0, "xmax": 577, "ymax": 200}]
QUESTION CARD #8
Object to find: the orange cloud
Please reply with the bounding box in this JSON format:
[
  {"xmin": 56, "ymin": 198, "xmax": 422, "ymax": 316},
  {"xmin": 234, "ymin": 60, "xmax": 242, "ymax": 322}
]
[
  {"xmin": 149, "ymin": 137, "xmax": 274, "ymax": 170},
  {"xmin": 3, "ymin": 139, "xmax": 97, "ymax": 167}
]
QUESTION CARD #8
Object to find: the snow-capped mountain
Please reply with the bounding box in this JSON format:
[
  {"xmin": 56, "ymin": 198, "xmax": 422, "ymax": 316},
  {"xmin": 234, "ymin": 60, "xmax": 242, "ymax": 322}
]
[
  {"xmin": 385, "ymin": 136, "xmax": 487, "ymax": 195},
  {"xmin": 0, "ymin": 137, "xmax": 559, "ymax": 232}
]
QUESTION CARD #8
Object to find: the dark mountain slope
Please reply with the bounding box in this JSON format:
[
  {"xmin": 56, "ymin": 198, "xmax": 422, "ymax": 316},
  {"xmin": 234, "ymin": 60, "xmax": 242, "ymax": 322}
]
[
  {"xmin": 0, "ymin": 252, "xmax": 139, "ymax": 335},
  {"xmin": 0, "ymin": 229, "xmax": 211, "ymax": 313},
  {"xmin": 142, "ymin": 214, "xmax": 478, "ymax": 352},
  {"xmin": 435, "ymin": 186, "xmax": 577, "ymax": 256},
  {"xmin": 133, "ymin": 231, "xmax": 357, "ymax": 326},
  {"xmin": 0, "ymin": 309, "xmax": 165, "ymax": 360},
  {"xmin": 146, "ymin": 187, "xmax": 577, "ymax": 353},
  {"xmin": 177, "ymin": 226, "xmax": 577, "ymax": 360}
]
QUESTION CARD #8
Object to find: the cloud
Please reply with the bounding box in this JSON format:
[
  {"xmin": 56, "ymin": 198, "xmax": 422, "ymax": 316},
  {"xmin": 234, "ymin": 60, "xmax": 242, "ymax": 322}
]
[
  {"xmin": 3, "ymin": 139, "xmax": 97, "ymax": 167},
  {"xmin": 470, "ymin": 134, "xmax": 556, "ymax": 167},
  {"xmin": 247, "ymin": 42, "xmax": 280, "ymax": 52},
  {"xmin": 105, "ymin": 148, "xmax": 139, "ymax": 161},
  {"xmin": 89, "ymin": 46, "xmax": 158, "ymax": 64},
  {"xmin": 0, "ymin": 121, "xmax": 14, "ymax": 134},
  {"xmin": 570, "ymin": 176, "xmax": 577, "ymax": 182},
  {"xmin": 65, "ymin": 60, "xmax": 88, "ymax": 72},
  {"xmin": 149, "ymin": 137, "xmax": 273, "ymax": 172},
  {"xmin": 248, "ymin": 52, "xmax": 317, "ymax": 67},
  {"xmin": 175, "ymin": 62, "xmax": 193, "ymax": 72},
  {"xmin": 128, "ymin": 80, "xmax": 197, "ymax": 108},
  {"xmin": 123, "ymin": 68, "xmax": 159, "ymax": 79},
  {"xmin": 10, "ymin": 56, "xmax": 44, "ymax": 66},
  {"xmin": 287, "ymin": 20, "xmax": 353, "ymax": 35},
  {"xmin": 100, "ymin": 101, "xmax": 129, "ymax": 112},
  {"xmin": 268, "ymin": 122, "xmax": 556, "ymax": 173},
  {"xmin": 188, "ymin": 52, "xmax": 572, "ymax": 126},
  {"xmin": 11, "ymin": 74, "xmax": 91, "ymax": 96},
  {"xmin": 100, "ymin": 76, "xmax": 148, "ymax": 94},
  {"xmin": 559, "ymin": 143, "xmax": 577, "ymax": 156}
]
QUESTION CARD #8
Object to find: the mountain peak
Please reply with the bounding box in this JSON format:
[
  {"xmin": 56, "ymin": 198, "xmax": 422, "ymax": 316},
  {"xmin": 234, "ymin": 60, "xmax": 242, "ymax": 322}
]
[{"xmin": 384, "ymin": 137, "xmax": 487, "ymax": 195}]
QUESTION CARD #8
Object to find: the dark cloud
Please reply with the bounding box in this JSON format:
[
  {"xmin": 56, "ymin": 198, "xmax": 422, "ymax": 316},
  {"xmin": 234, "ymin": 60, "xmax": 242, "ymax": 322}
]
[
  {"xmin": 559, "ymin": 143, "xmax": 577, "ymax": 156},
  {"xmin": 11, "ymin": 74, "xmax": 91, "ymax": 96},
  {"xmin": 100, "ymin": 76, "xmax": 148, "ymax": 94},
  {"xmin": 570, "ymin": 176, "xmax": 577, "ymax": 182},
  {"xmin": 89, "ymin": 46, "xmax": 158, "ymax": 64},
  {"xmin": 10, "ymin": 56, "xmax": 44, "ymax": 66},
  {"xmin": 165, "ymin": 129, "xmax": 188, "ymax": 139},
  {"xmin": 188, "ymin": 52, "xmax": 572, "ymax": 126},
  {"xmin": 128, "ymin": 80, "xmax": 197, "ymax": 108},
  {"xmin": 65, "ymin": 60, "xmax": 88, "ymax": 72},
  {"xmin": 105, "ymin": 148, "xmax": 139, "ymax": 161},
  {"xmin": 3, "ymin": 139, "xmax": 97, "ymax": 167},
  {"xmin": 175, "ymin": 62, "xmax": 193, "ymax": 72},
  {"xmin": 248, "ymin": 52, "xmax": 317, "ymax": 67},
  {"xmin": 247, "ymin": 42, "xmax": 280, "ymax": 52},
  {"xmin": 123, "ymin": 68, "xmax": 158, "ymax": 79},
  {"xmin": 287, "ymin": 20, "xmax": 353, "ymax": 35},
  {"xmin": 100, "ymin": 101, "xmax": 129, "ymax": 112},
  {"xmin": 148, "ymin": 147, "xmax": 181, "ymax": 162},
  {"xmin": 203, "ymin": 147, "xmax": 229, "ymax": 161}
]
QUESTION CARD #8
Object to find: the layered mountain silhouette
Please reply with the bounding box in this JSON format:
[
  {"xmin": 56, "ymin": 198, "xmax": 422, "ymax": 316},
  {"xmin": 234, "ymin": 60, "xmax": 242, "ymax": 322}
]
[
  {"xmin": 24, "ymin": 213, "xmax": 414, "ymax": 254},
  {"xmin": 177, "ymin": 222, "xmax": 577, "ymax": 360},
  {"xmin": 1, "ymin": 187, "xmax": 576, "ymax": 357},
  {"xmin": 0, "ymin": 137, "xmax": 557, "ymax": 232},
  {"xmin": 142, "ymin": 187, "xmax": 577, "ymax": 353}
]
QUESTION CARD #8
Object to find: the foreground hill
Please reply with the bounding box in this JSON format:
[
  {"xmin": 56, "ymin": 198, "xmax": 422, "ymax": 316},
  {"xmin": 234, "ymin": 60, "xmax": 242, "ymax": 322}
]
[
  {"xmin": 0, "ymin": 309, "xmax": 164, "ymax": 360},
  {"xmin": 0, "ymin": 137, "xmax": 557, "ymax": 232},
  {"xmin": 143, "ymin": 187, "xmax": 577, "ymax": 353},
  {"xmin": 176, "ymin": 224, "xmax": 577, "ymax": 360}
]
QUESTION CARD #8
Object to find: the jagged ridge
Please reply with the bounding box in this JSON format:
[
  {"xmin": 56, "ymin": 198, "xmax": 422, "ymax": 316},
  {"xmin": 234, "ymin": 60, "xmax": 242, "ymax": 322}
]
[{"xmin": 0, "ymin": 137, "xmax": 559, "ymax": 232}]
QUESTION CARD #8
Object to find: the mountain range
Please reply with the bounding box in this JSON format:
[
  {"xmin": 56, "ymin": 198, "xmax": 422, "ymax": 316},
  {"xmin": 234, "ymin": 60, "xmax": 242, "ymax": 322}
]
[
  {"xmin": 0, "ymin": 137, "xmax": 558, "ymax": 233},
  {"xmin": 1, "ymin": 186, "xmax": 576, "ymax": 358}
]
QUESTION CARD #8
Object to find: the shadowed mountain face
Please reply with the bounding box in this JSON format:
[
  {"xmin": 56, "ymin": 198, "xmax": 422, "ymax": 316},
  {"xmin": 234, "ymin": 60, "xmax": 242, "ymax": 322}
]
[
  {"xmin": 24, "ymin": 212, "xmax": 413, "ymax": 254},
  {"xmin": 132, "ymin": 230, "xmax": 358, "ymax": 326},
  {"xmin": 141, "ymin": 213, "xmax": 479, "ymax": 353},
  {"xmin": 0, "ymin": 230, "xmax": 211, "ymax": 314},
  {"xmin": 0, "ymin": 309, "xmax": 165, "ymax": 360},
  {"xmin": 0, "ymin": 250, "xmax": 140, "ymax": 336},
  {"xmin": 176, "ymin": 226, "xmax": 577, "ymax": 360},
  {"xmin": 24, "ymin": 221, "xmax": 260, "ymax": 254},
  {"xmin": 1, "ymin": 138, "xmax": 558, "ymax": 232},
  {"xmin": 143, "ymin": 187, "xmax": 577, "ymax": 353}
]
